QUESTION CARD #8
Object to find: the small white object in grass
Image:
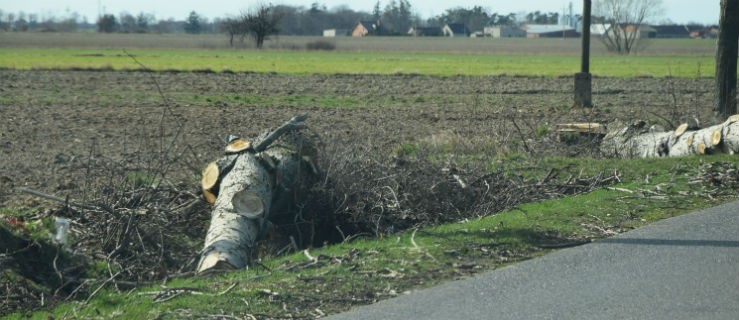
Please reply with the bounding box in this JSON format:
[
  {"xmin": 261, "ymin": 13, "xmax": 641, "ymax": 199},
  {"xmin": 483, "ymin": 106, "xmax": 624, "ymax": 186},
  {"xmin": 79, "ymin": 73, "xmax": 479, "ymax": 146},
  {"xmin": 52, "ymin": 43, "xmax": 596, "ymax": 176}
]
[{"xmin": 54, "ymin": 217, "xmax": 70, "ymax": 246}]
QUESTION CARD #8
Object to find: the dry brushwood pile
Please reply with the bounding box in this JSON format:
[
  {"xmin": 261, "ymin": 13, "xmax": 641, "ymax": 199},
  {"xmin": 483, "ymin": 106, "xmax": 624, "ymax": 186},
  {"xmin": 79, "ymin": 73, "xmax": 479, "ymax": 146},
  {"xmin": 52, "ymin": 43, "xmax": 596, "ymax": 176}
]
[
  {"xmin": 0, "ymin": 70, "xmax": 733, "ymax": 314},
  {"xmin": 2, "ymin": 164, "xmax": 213, "ymax": 315},
  {"xmin": 308, "ymin": 142, "xmax": 618, "ymax": 237}
]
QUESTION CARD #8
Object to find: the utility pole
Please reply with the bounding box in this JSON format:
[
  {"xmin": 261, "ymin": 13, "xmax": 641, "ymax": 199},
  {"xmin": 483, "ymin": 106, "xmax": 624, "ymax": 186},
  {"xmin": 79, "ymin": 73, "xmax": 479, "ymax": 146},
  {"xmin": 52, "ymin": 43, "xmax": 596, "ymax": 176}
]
[{"xmin": 574, "ymin": 0, "xmax": 592, "ymax": 108}]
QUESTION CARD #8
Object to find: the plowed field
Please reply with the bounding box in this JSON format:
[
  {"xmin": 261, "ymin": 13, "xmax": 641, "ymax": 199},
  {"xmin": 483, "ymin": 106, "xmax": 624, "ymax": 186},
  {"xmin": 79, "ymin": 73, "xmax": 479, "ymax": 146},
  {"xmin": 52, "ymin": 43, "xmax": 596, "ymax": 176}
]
[{"xmin": 0, "ymin": 70, "xmax": 714, "ymax": 207}]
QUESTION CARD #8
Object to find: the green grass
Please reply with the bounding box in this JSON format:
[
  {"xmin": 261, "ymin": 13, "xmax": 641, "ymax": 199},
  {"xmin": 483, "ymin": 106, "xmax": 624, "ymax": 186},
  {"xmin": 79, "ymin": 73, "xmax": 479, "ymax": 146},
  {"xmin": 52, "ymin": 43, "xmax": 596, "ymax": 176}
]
[
  {"xmin": 0, "ymin": 48, "xmax": 715, "ymax": 78},
  {"xmin": 10, "ymin": 154, "xmax": 738, "ymax": 319}
]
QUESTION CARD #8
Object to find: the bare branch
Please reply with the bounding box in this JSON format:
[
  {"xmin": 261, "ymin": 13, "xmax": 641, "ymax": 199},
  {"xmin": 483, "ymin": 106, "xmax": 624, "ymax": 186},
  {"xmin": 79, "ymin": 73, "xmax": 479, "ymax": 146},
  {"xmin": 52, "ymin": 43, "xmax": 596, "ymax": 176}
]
[
  {"xmin": 253, "ymin": 113, "xmax": 309, "ymax": 152},
  {"xmin": 19, "ymin": 187, "xmax": 106, "ymax": 212}
]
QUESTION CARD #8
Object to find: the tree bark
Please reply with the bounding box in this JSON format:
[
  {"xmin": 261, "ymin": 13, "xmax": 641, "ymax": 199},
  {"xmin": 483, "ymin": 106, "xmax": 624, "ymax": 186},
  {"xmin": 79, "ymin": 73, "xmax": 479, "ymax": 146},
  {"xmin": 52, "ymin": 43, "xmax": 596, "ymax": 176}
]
[
  {"xmin": 197, "ymin": 153, "xmax": 271, "ymax": 272},
  {"xmin": 714, "ymin": 0, "xmax": 739, "ymax": 119},
  {"xmin": 601, "ymin": 115, "xmax": 739, "ymax": 158},
  {"xmin": 197, "ymin": 115, "xmax": 315, "ymax": 274}
]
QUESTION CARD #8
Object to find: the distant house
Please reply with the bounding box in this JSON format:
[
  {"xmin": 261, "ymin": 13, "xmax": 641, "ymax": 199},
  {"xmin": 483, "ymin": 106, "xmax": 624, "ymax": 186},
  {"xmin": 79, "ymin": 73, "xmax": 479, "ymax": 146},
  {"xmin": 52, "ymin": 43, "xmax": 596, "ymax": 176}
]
[
  {"xmin": 586, "ymin": 24, "xmax": 612, "ymax": 36},
  {"xmin": 690, "ymin": 26, "xmax": 719, "ymax": 39},
  {"xmin": 621, "ymin": 24, "xmax": 657, "ymax": 38},
  {"xmin": 650, "ymin": 25, "xmax": 691, "ymax": 38},
  {"xmin": 597, "ymin": 24, "xmax": 656, "ymax": 41},
  {"xmin": 323, "ymin": 29, "xmax": 350, "ymax": 37},
  {"xmin": 523, "ymin": 24, "xmax": 578, "ymax": 38},
  {"xmin": 442, "ymin": 23, "xmax": 470, "ymax": 37},
  {"xmin": 408, "ymin": 26, "xmax": 442, "ymax": 37},
  {"xmin": 352, "ymin": 21, "xmax": 382, "ymax": 37},
  {"xmin": 484, "ymin": 26, "xmax": 526, "ymax": 38}
]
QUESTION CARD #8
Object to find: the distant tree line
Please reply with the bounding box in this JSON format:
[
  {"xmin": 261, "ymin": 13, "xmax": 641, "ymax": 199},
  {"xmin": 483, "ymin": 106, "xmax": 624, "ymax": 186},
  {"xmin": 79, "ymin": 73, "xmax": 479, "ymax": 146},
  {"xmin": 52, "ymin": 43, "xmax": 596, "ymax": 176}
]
[
  {"xmin": 0, "ymin": 3, "xmax": 589, "ymax": 36},
  {"xmin": 0, "ymin": 9, "xmax": 90, "ymax": 32},
  {"xmin": 95, "ymin": 11, "xmax": 221, "ymax": 34},
  {"xmin": 0, "ymin": 2, "xmax": 713, "ymax": 38}
]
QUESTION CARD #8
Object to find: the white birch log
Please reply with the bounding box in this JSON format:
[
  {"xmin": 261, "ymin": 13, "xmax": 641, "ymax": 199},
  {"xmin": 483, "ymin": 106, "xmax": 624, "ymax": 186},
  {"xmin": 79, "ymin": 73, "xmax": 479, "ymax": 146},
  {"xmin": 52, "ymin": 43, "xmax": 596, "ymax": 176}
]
[
  {"xmin": 600, "ymin": 121, "xmax": 671, "ymax": 157},
  {"xmin": 197, "ymin": 153, "xmax": 272, "ymax": 272},
  {"xmin": 197, "ymin": 115, "xmax": 315, "ymax": 274},
  {"xmin": 720, "ymin": 115, "xmax": 739, "ymax": 154},
  {"xmin": 601, "ymin": 115, "xmax": 739, "ymax": 158}
]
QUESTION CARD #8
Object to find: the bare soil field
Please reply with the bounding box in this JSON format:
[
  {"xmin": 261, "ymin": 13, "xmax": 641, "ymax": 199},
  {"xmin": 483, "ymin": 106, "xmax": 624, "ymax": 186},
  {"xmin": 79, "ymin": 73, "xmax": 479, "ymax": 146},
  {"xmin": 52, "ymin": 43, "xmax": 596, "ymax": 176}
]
[{"xmin": 0, "ymin": 70, "xmax": 715, "ymax": 207}]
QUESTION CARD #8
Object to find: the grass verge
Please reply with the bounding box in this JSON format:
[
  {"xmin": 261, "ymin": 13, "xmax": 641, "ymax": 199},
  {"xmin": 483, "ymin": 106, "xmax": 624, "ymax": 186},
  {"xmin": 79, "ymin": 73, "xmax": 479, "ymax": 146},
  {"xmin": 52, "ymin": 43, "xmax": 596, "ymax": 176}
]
[{"xmin": 7, "ymin": 154, "xmax": 738, "ymax": 319}]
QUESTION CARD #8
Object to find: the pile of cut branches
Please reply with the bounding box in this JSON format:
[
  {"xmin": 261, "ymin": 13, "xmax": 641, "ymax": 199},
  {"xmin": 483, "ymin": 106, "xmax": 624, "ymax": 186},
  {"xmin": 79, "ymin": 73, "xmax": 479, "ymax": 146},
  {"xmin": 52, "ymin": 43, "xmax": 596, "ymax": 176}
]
[
  {"xmin": 12, "ymin": 176, "xmax": 211, "ymax": 303},
  {"xmin": 302, "ymin": 141, "xmax": 618, "ymax": 243},
  {"xmin": 56, "ymin": 181, "xmax": 210, "ymax": 283},
  {"xmin": 690, "ymin": 161, "xmax": 739, "ymax": 198}
]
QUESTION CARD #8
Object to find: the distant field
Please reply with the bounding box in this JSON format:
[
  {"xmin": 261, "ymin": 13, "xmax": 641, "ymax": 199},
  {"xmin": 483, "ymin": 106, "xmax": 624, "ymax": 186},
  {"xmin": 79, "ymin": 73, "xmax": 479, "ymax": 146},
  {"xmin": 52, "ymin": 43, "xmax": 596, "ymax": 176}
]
[{"xmin": 0, "ymin": 32, "xmax": 718, "ymax": 77}]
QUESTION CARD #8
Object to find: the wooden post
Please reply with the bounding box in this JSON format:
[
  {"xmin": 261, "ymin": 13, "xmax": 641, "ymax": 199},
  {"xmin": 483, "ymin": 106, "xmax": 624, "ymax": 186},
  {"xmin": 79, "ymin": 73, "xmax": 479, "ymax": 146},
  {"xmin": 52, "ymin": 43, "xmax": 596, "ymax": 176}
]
[
  {"xmin": 580, "ymin": 1, "xmax": 591, "ymax": 74},
  {"xmin": 575, "ymin": 0, "xmax": 593, "ymax": 108}
]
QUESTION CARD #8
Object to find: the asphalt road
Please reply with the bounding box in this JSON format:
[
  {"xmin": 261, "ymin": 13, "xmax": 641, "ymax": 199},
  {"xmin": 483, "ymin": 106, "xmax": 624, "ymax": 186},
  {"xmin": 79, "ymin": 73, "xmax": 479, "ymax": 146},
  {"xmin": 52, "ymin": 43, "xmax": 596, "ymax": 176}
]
[{"xmin": 326, "ymin": 200, "xmax": 739, "ymax": 320}]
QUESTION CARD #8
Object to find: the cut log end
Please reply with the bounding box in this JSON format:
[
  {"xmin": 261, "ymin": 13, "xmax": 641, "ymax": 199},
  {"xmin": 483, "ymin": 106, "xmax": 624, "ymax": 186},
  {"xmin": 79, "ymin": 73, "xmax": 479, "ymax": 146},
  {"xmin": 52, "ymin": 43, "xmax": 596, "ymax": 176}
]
[
  {"xmin": 197, "ymin": 253, "xmax": 238, "ymax": 274},
  {"xmin": 202, "ymin": 161, "xmax": 221, "ymax": 204},
  {"xmin": 232, "ymin": 189, "xmax": 265, "ymax": 219},
  {"xmin": 711, "ymin": 130, "xmax": 722, "ymax": 146},
  {"xmin": 674, "ymin": 123, "xmax": 688, "ymax": 137},
  {"xmin": 696, "ymin": 143, "xmax": 707, "ymax": 154},
  {"xmin": 202, "ymin": 162, "xmax": 220, "ymax": 190},
  {"xmin": 203, "ymin": 189, "xmax": 217, "ymax": 205},
  {"xmin": 225, "ymin": 138, "xmax": 251, "ymax": 154}
]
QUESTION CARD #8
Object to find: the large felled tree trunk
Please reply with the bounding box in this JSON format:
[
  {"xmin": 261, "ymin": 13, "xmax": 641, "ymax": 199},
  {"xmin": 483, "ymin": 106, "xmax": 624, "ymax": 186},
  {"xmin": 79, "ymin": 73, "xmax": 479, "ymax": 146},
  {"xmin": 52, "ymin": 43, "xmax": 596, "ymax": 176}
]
[
  {"xmin": 601, "ymin": 115, "xmax": 739, "ymax": 158},
  {"xmin": 197, "ymin": 115, "xmax": 316, "ymax": 273},
  {"xmin": 714, "ymin": 0, "xmax": 739, "ymax": 119}
]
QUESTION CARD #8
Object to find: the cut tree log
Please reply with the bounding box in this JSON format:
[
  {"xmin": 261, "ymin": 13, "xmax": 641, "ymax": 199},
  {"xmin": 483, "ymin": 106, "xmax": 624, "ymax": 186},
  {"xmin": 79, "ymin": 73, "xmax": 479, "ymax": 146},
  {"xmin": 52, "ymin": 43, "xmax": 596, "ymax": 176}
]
[
  {"xmin": 601, "ymin": 115, "xmax": 739, "ymax": 158},
  {"xmin": 197, "ymin": 114, "xmax": 316, "ymax": 274},
  {"xmin": 555, "ymin": 122, "xmax": 607, "ymax": 135}
]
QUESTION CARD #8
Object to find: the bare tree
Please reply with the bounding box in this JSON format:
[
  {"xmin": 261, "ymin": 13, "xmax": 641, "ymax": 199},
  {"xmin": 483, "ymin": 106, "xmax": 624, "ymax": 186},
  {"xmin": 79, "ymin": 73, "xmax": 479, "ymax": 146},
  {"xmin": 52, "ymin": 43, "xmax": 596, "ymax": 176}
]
[
  {"xmin": 240, "ymin": 4, "xmax": 283, "ymax": 49},
  {"xmin": 221, "ymin": 17, "xmax": 245, "ymax": 47},
  {"xmin": 136, "ymin": 12, "xmax": 155, "ymax": 33},
  {"xmin": 594, "ymin": 0, "xmax": 662, "ymax": 54},
  {"xmin": 714, "ymin": 0, "xmax": 739, "ymax": 119}
]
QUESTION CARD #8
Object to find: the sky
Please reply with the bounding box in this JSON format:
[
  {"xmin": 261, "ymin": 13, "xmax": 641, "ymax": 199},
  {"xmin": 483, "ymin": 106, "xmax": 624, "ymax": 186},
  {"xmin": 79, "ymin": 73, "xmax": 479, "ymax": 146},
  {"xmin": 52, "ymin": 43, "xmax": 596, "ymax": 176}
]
[{"xmin": 0, "ymin": 0, "xmax": 722, "ymax": 25}]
